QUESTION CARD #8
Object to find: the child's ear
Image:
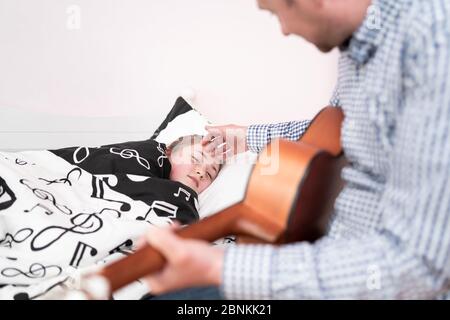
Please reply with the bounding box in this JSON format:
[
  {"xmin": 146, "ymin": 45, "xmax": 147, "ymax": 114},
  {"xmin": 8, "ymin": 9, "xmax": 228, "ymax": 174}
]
[{"xmin": 166, "ymin": 148, "xmax": 172, "ymax": 157}]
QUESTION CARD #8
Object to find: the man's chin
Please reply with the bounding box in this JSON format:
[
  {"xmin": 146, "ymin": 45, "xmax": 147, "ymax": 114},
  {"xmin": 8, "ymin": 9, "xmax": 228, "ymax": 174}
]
[{"xmin": 316, "ymin": 44, "xmax": 334, "ymax": 53}]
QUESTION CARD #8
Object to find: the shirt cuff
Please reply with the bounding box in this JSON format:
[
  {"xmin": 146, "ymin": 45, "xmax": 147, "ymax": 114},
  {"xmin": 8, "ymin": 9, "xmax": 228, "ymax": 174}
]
[
  {"xmin": 220, "ymin": 245, "xmax": 275, "ymax": 300},
  {"xmin": 246, "ymin": 125, "xmax": 270, "ymax": 153}
]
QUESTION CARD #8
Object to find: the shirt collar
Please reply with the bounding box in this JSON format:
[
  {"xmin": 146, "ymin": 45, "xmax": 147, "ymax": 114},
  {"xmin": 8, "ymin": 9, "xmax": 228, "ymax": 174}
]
[{"xmin": 343, "ymin": 0, "xmax": 405, "ymax": 65}]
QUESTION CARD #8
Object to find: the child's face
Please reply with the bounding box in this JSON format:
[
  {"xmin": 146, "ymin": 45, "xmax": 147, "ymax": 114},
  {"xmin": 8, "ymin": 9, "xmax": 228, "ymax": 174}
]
[{"xmin": 168, "ymin": 142, "xmax": 220, "ymax": 194}]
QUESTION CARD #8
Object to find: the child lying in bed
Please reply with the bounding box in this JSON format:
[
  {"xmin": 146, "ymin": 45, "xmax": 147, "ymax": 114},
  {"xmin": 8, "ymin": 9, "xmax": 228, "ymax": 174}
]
[
  {"xmin": 0, "ymin": 135, "xmax": 222, "ymax": 300},
  {"xmin": 51, "ymin": 135, "xmax": 221, "ymax": 225}
]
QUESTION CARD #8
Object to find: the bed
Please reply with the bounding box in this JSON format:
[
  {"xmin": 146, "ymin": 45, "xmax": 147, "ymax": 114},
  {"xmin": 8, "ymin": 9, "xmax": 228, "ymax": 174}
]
[{"xmin": 0, "ymin": 97, "xmax": 257, "ymax": 299}]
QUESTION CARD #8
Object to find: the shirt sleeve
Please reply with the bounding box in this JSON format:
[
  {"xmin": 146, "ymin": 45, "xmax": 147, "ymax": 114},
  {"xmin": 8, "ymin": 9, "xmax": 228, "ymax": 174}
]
[
  {"xmin": 246, "ymin": 120, "xmax": 312, "ymax": 153},
  {"xmin": 220, "ymin": 12, "xmax": 450, "ymax": 300}
]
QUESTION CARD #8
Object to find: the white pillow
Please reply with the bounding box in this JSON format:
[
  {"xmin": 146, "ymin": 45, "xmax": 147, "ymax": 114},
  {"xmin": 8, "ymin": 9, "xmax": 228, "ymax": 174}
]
[
  {"xmin": 153, "ymin": 110, "xmax": 209, "ymax": 146},
  {"xmin": 198, "ymin": 151, "xmax": 257, "ymax": 218}
]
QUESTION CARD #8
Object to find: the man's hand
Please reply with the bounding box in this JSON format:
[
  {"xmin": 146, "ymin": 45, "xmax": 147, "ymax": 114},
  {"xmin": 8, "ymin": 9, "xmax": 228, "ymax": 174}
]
[
  {"xmin": 202, "ymin": 124, "xmax": 249, "ymax": 162},
  {"xmin": 143, "ymin": 225, "xmax": 225, "ymax": 295}
]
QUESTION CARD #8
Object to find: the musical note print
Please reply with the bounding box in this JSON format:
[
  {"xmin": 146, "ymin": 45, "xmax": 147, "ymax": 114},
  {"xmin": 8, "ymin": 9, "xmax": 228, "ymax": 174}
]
[
  {"xmin": 13, "ymin": 293, "xmax": 30, "ymax": 300},
  {"xmin": 173, "ymin": 187, "xmax": 191, "ymax": 201},
  {"xmin": 39, "ymin": 168, "xmax": 82, "ymax": 186},
  {"xmin": 109, "ymin": 147, "xmax": 151, "ymax": 170},
  {"xmin": 1, "ymin": 263, "xmax": 62, "ymax": 279},
  {"xmin": 13, "ymin": 277, "xmax": 69, "ymax": 300},
  {"xmin": 137, "ymin": 200, "xmax": 178, "ymax": 222},
  {"xmin": 69, "ymin": 241, "xmax": 98, "ymax": 268},
  {"xmin": 0, "ymin": 228, "xmax": 33, "ymax": 248},
  {"xmin": 98, "ymin": 207, "xmax": 122, "ymax": 219},
  {"xmin": 109, "ymin": 239, "xmax": 133, "ymax": 256},
  {"xmin": 20, "ymin": 179, "xmax": 72, "ymax": 215},
  {"xmin": 1, "ymin": 155, "xmax": 34, "ymax": 166},
  {"xmin": 91, "ymin": 177, "xmax": 131, "ymax": 212},
  {"xmin": 73, "ymin": 147, "xmax": 90, "ymax": 164},
  {"xmin": 24, "ymin": 203, "xmax": 54, "ymax": 216},
  {"xmin": 94, "ymin": 174, "xmax": 118, "ymax": 187},
  {"xmin": 0, "ymin": 177, "xmax": 16, "ymax": 211},
  {"xmin": 31, "ymin": 212, "xmax": 103, "ymax": 251},
  {"xmin": 15, "ymin": 158, "xmax": 28, "ymax": 166},
  {"xmin": 157, "ymin": 143, "xmax": 168, "ymax": 168}
]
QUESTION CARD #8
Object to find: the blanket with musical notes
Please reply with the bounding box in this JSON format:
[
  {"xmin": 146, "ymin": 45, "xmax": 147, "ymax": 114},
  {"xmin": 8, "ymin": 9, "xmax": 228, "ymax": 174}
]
[{"xmin": 0, "ymin": 139, "xmax": 204, "ymax": 299}]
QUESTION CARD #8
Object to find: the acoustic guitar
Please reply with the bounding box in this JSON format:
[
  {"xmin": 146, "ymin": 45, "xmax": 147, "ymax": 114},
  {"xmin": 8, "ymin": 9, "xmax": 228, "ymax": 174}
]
[{"xmin": 81, "ymin": 106, "xmax": 346, "ymax": 298}]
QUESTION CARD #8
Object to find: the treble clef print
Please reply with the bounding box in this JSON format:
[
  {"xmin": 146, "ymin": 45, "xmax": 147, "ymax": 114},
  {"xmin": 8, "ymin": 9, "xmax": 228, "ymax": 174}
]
[
  {"xmin": 39, "ymin": 168, "xmax": 82, "ymax": 186},
  {"xmin": 0, "ymin": 228, "xmax": 33, "ymax": 248},
  {"xmin": 109, "ymin": 147, "xmax": 151, "ymax": 170},
  {"xmin": 20, "ymin": 179, "xmax": 72, "ymax": 215},
  {"xmin": 0, "ymin": 177, "xmax": 17, "ymax": 211},
  {"xmin": 30, "ymin": 212, "xmax": 103, "ymax": 251},
  {"xmin": 1, "ymin": 263, "xmax": 62, "ymax": 279},
  {"xmin": 24, "ymin": 203, "xmax": 54, "ymax": 215},
  {"xmin": 157, "ymin": 143, "xmax": 168, "ymax": 168}
]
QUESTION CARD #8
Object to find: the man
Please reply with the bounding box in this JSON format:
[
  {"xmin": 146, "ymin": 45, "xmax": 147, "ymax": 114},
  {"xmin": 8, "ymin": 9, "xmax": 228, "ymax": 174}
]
[{"xmin": 143, "ymin": 0, "xmax": 450, "ymax": 299}]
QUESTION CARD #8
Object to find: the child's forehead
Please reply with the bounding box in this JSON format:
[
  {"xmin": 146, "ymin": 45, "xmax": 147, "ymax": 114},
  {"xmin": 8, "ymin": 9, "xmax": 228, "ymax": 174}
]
[
  {"xmin": 175, "ymin": 141, "xmax": 203, "ymax": 153},
  {"xmin": 173, "ymin": 142, "xmax": 209, "ymax": 159},
  {"xmin": 174, "ymin": 143, "xmax": 220, "ymax": 166}
]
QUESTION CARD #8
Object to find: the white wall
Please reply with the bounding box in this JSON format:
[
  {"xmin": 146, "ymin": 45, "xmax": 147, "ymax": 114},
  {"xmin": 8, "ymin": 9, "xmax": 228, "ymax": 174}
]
[{"xmin": 0, "ymin": 0, "xmax": 338, "ymax": 150}]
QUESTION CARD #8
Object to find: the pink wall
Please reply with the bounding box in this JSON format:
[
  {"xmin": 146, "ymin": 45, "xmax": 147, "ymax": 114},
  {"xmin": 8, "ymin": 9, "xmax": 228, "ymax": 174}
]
[{"xmin": 0, "ymin": 0, "xmax": 338, "ymax": 149}]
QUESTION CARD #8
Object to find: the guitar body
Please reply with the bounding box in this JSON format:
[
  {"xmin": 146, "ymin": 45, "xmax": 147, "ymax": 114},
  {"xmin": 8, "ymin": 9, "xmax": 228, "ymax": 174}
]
[
  {"xmin": 85, "ymin": 106, "xmax": 346, "ymax": 296},
  {"xmin": 234, "ymin": 106, "xmax": 346, "ymax": 244}
]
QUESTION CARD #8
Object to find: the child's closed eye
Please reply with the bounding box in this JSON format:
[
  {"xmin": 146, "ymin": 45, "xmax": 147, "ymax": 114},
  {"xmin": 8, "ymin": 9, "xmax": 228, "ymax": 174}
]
[{"xmin": 191, "ymin": 155, "xmax": 200, "ymax": 163}]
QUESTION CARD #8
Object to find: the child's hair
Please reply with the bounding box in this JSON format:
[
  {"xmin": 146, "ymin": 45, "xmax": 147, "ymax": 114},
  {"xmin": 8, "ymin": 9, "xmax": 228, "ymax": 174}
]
[{"xmin": 167, "ymin": 135, "xmax": 203, "ymax": 152}]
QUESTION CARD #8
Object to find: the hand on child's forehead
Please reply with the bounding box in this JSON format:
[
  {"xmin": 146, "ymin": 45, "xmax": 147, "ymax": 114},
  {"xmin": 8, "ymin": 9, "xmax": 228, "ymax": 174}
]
[{"xmin": 172, "ymin": 142, "xmax": 217, "ymax": 165}]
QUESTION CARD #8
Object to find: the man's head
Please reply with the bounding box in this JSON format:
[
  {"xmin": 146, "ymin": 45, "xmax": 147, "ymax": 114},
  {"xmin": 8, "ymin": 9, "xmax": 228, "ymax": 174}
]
[
  {"xmin": 257, "ymin": 0, "xmax": 372, "ymax": 52},
  {"xmin": 166, "ymin": 135, "xmax": 221, "ymax": 194}
]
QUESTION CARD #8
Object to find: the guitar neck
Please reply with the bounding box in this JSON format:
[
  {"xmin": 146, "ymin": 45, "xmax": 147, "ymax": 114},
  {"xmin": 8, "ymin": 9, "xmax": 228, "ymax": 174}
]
[{"xmin": 98, "ymin": 209, "xmax": 240, "ymax": 293}]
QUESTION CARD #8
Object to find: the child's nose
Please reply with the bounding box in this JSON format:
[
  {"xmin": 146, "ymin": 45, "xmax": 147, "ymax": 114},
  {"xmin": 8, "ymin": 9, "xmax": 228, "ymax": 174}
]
[{"xmin": 196, "ymin": 167, "xmax": 206, "ymax": 179}]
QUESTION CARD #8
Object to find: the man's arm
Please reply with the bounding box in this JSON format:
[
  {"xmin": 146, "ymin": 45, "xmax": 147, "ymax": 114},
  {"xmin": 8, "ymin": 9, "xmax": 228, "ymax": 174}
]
[
  {"xmin": 246, "ymin": 120, "xmax": 312, "ymax": 153},
  {"xmin": 202, "ymin": 120, "xmax": 312, "ymax": 158},
  {"xmin": 221, "ymin": 14, "xmax": 450, "ymax": 300}
]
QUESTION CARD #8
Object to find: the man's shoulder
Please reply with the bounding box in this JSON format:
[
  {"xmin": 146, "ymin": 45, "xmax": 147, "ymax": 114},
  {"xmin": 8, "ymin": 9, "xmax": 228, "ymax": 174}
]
[
  {"xmin": 399, "ymin": 0, "xmax": 450, "ymax": 69},
  {"xmin": 406, "ymin": 0, "xmax": 450, "ymax": 37}
]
